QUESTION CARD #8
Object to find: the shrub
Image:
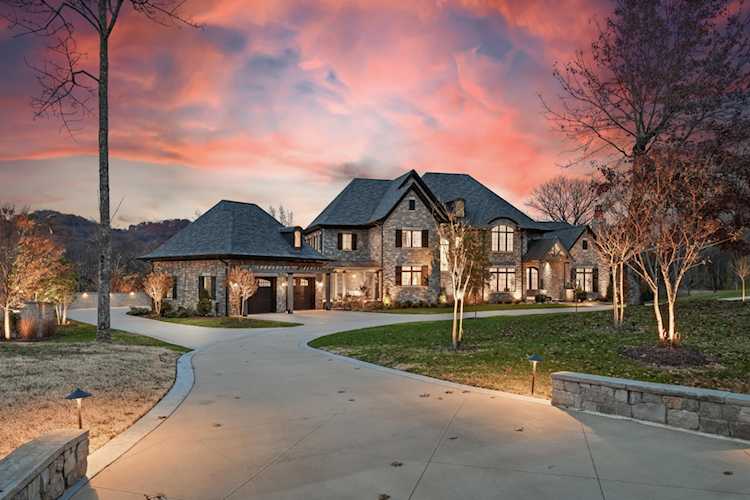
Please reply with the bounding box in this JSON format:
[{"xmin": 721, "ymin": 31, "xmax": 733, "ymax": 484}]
[
  {"xmin": 127, "ymin": 306, "xmax": 151, "ymax": 316},
  {"xmin": 575, "ymin": 288, "xmax": 588, "ymax": 302},
  {"xmin": 197, "ymin": 290, "xmax": 213, "ymax": 316},
  {"xmin": 534, "ymin": 293, "xmax": 547, "ymax": 303},
  {"xmin": 160, "ymin": 300, "xmax": 174, "ymax": 317}
]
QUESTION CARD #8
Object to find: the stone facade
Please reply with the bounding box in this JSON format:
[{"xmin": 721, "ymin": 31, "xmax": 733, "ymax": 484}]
[
  {"xmin": 153, "ymin": 259, "xmax": 329, "ymax": 314},
  {"xmin": 0, "ymin": 430, "xmax": 88, "ymax": 500},
  {"xmin": 568, "ymin": 228, "xmax": 609, "ymax": 298},
  {"xmin": 552, "ymin": 372, "xmax": 750, "ymax": 441},
  {"xmin": 381, "ymin": 193, "xmax": 441, "ymax": 304}
]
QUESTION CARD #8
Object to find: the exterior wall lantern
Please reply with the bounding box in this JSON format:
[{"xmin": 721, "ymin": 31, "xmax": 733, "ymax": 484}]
[
  {"xmin": 65, "ymin": 388, "xmax": 93, "ymax": 429},
  {"xmin": 527, "ymin": 354, "xmax": 543, "ymax": 395}
]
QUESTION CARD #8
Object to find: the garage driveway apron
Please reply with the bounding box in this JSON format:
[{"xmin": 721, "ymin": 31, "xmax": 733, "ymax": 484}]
[{"xmin": 67, "ymin": 307, "xmax": 750, "ymax": 500}]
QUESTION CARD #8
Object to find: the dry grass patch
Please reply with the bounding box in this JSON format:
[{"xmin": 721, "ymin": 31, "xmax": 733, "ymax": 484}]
[{"xmin": 0, "ymin": 322, "xmax": 186, "ymax": 459}]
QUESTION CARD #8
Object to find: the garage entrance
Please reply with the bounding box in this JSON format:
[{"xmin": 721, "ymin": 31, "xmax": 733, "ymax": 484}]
[
  {"xmin": 293, "ymin": 277, "xmax": 315, "ymax": 310},
  {"xmin": 245, "ymin": 277, "xmax": 276, "ymax": 314}
]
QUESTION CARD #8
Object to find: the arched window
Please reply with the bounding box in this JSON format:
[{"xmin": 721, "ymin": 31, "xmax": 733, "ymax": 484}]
[
  {"xmin": 526, "ymin": 267, "xmax": 539, "ymax": 290},
  {"xmin": 491, "ymin": 224, "xmax": 514, "ymax": 252}
]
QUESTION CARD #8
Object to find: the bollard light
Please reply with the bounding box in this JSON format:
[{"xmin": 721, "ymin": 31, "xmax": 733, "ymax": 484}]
[
  {"xmin": 65, "ymin": 388, "xmax": 92, "ymax": 430},
  {"xmin": 527, "ymin": 354, "xmax": 543, "ymax": 395}
]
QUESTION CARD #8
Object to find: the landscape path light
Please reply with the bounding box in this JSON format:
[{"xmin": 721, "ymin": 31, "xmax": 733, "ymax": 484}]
[
  {"xmin": 65, "ymin": 388, "xmax": 92, "ymax": 430},
  {"xmin": 527, "ymin": 354, "xmax": 543, "ymax": 395}
]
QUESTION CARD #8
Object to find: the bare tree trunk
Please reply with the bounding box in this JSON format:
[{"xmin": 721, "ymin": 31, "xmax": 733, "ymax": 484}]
[
  {"xmin": 666, "ymin": 293, "xmax": 678, "ymax": 346},
  {"xmin": 3, "ymin": 306, "xmax": 11, "ymax": 340},
  {"xmin": 458, "ymin": 295, "xmax": 465, "ymax": 346},
  {"xmin": 62, "ymin": 303, "xmax": 68, "ymax": 325},
  {"xmin": 451, "ymin": 296, "xmax": 459, "ymax": 350},
  {"xmin": 611, "ymin": 264, "xmax": 619, "ymax": 326},
  {"xmin": 652, "ymin": 280, "xmax": 666, "ymax": 343},
  {"xmin": 97, "ymin": 1, "xmax": 112, "ymax": 342},
  {"xmin": 742, "ymin": 278, "xmax": 746, "ymax": 302},
  {"xmin": 618, "ymin": 262, "xmax": 625, "ymax": 324}
]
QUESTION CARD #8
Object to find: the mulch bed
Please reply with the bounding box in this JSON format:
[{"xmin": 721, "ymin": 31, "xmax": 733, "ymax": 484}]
[{"xmin": 621, "ymin": 345, "xmax": 715, "ymax": 367}]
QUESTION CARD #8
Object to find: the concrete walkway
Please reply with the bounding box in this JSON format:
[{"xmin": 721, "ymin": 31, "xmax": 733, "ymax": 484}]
[{"xmin": 69, "ymin": 307, "xmax": 750, "ymax": 500}]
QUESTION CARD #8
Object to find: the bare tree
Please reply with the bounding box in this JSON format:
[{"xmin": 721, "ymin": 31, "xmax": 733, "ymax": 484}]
[
  {"xmin": 628, "ymin": 151, "xmax": 731, "ymax": 346},
  {"xmin": 541, "ymin": 0, "xmax": 750, "ymax": 170},
  {"xmin": 527, "ymin": 176, "xmax": 598, "ymax": 225},
  {"xmin": 268, "ymin": 205, "xmax": 294, "ymax": 226},
  {"xmin": 0, "ymin": 205, "xmax": 64, "ymax": 339},
  {"xmin": 592, "ymin": 174, "xmax": 636, "ymax": 326},
  {"xmin": 142, "ymin": 271, "xmax": 172, "ymax": 316},
  {"xmin": 437, "ymin": 210, "xmax": 481, "ymax": 350},
  {"xmin": 41, "ymin": 260, "xmax": 77, "ymax": 325},
  {"xmin": 1, "ymin": 1, "xmax": 196, "ymax": 341},
  {"xmin": 226, "ymin": 267, "xmax": 258, "ymax": 316},
  {"xmin": 731, "ymin": 254, "xmax": 750, "ymax": 302}
]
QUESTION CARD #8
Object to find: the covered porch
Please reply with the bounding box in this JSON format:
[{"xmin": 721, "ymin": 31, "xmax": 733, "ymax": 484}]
[{"xmin": 330, "ymin": 262, "xmax": 382, "ymax": 307}]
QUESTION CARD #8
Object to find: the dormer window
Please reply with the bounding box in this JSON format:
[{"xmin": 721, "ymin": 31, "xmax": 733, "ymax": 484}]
[
  {"xmin": 294, "ymin": 229, "xmax": 302, "ymax": 248},
  {"xmin": 408, "ymin": 199, "xmax": 416, "ymax": 210},
  {"xmin": 491, "ymin": 224, "xmax": 514, "ymax": 252}
]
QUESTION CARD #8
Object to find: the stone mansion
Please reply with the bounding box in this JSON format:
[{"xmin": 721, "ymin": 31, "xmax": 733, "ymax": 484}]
[{"xmin": 144, "ymin": 170, "xmax": 607, "ymax": 314}]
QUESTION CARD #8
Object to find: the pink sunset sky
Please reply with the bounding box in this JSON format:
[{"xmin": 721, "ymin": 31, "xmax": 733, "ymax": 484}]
[{"xmin": 0, "ymin": 0, "xmax": 608, "ymax": 227}]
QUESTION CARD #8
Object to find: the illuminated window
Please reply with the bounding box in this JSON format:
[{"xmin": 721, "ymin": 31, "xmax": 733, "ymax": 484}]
[
  {"xmin": 440, "ymin": 238, "xmax": 449, "ymax": 271},
  {"xmin": 490, "ymin": 267, "xmax": 515, "ymax": 292},
  {"xmin": 576, "ymin": 267, "xmax": 594, "ymax": 292},
  {"xmin": 294, "ymin": 230, "xmax": 302, "ymax": 248},
  {"xmin": 491, "ymin": 225, "xmax": 514, "ymax": 252},
  {"xmin": 400, "ymin": 266, "xmax": 423, "ymax": 286},
  {"xmin": 402, "ymin": 230, "xmax": 423, "ymax": 248},
  {"xmin": 526, "ymin": 268, "xmax": 539, "ymax": 290}
]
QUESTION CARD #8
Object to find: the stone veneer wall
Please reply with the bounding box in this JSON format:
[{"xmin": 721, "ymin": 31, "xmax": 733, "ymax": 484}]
[
  {"xmin": 552, "ymin": 372, "xmax": 750, "ymax": 440},
  {"xmin": 0, "ymin": 430, "xmax": 88, "ymax": 500},
  {"xmin": 154, "ymin": 260, "xmax": 228, "ymax": 315},
  {"xmin": 381, "ymin": 193, "xmax": 440, "ymax": 304},
  {"xmin": 568, "ymin": 229, "xmax": 609, "ymax": 299}
]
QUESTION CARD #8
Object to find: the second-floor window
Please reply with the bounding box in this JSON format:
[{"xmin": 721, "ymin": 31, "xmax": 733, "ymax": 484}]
[
  {"xmin": 306, "ymin": 232, "xmax": 322, "ymax": 252},
  {"xmin": 337, "ymin": 232, "xmax": 357, "ymax": 251},
  {"xmin": 396, "ymin": 229, "xmax": 428, "ymax": 248},
  {"xmin": 491, "ymin": 224, "xmax": 514, "ymax": 252},
  {"xmin": 489, "ymin": 267, "xmax": 515, "ymax": 292},
  {"xmin": 294, "ymin": 230, "xmax": 302, "ymax": 248}
]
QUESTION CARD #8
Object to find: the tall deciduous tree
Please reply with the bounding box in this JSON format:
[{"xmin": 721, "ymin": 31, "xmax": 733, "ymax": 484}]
[
  {"xmin": 1, "ymin": 0, "xmax": 196, "ymax": 341},
  {"xmin": 628, "ymin": 151, "xmax": 731, "ymax": 346},
  {"xmin": 542, "ymin": 0, "xmax": 750, "ymax": 169},
  {"xmin": 142, "ymin": 271, "xmax": 172, "ymax": 317},
  {"xmin": 226, "ymin": 267, "xmax": 258, "ymax": 317},
  {"xmin": 592, "ymin": 173, "xmax": 636, "ymax": 326},
  {"xmin": 0, "ymin": 205, "xmax": 64, "ymax": 339},
  {"xmin": 526, "ymin": 176, "xmax": 598, "ymax": 225},
  {"xmin": 268, "ymin": 205, "xmax": 295, "ymax": 226}
]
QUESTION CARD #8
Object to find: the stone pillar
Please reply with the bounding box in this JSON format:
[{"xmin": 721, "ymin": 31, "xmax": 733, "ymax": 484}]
[
  {"xmin": 325, "ymin": 272, "xmax": 332, "ymax": 310},
  {"xmin": 286, "ymin": 273, "xmax": 294, "ymax": 314}
]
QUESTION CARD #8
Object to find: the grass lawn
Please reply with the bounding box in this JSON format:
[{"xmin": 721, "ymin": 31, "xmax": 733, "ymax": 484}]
[
  {"xmin": 155, "ymin": 316, "xmax": 301, "ymax": 328},
  {"xmin": 310, "ymin": 300, "xmax": 750, "ymax": 399},
  {"xmin": 0, "ymin": 321, "xmax": 189, "ymax": 459},
  {"xmin": 378, "ymin": 302, "xmax": 577, "ymax": 314}
]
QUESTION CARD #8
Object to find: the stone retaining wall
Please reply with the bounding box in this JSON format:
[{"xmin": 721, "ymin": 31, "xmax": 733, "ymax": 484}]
[
  {"xmin": 551, "ymin": 372, "xmax": 750, "ymax": 440},
  {"xmin": 0, "ymin": 430, "xmax": 88, "ymax": 500},
  {"xmin": 69, "ymin": 292, "xmax": 151, "ymax": 310}
]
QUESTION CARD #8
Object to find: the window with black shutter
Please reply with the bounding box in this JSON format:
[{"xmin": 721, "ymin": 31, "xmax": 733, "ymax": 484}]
[
  {"xmin": 170, "ymin": 276, "xmax": 178, "ymax": 299},
  {"xmin": 337, "ymin": 233, "xmax": 343, "ymax": 250},
  {"xmin": 351, "ymin": 233, "xmax": 358, "ymax": 250},
  {"xmin": 421, "ymin": 265, "xmax": 429, "ymax": 286},
  {"xmin": 421, "ymin": 229, "xmax": 429, "ymax": 248},
  {"xmin": 593, "ymin": 268, "xmax": 599, "ymax": 292},
  {"xmin": 395, "ymin": 265, "xmax": 402, "ymax": 286},
  {"xmin": 395, "ymin": 229, "xmax": 402, "ymax": 248}
]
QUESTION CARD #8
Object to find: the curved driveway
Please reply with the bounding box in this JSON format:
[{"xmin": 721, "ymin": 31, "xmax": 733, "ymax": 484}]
[{"xmin": 69, "ymin": 307, "xmax": 750, "ymax": 500}]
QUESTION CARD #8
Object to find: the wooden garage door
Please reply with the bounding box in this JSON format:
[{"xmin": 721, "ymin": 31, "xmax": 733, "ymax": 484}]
[
  {"xmin": 293, "ymin": 277, "xmax": 315, "ymax": 310},
  {"xmin": 245, "ymin": 278, "xmax": 276, "ymax": 314}
]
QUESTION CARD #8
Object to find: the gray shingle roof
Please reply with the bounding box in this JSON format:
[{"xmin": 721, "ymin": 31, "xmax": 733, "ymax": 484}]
[
  {"xmin": 142, "ymin": 200, "xmax": 328, "ymax": 261},
  {"xmin": 307, "ymin": 170, "xmax": 438, "ymax": 228},
  {"xmin": 421, "ymin": 173, "xmax": 545, "ymax": 229},
  {"xmin": 523, "ymin": 225, "xmax": 587, "ymax": 260}
]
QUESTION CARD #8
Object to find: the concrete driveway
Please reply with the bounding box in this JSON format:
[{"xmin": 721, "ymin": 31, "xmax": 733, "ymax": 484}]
[{"xmin": 68, "ymin": 307, "xmax": 750, "ymax": 500}]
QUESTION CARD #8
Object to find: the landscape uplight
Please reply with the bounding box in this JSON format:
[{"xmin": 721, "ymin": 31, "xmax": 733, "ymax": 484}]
[
  {"xmin": 527, "ymin": 354, "xmax": 543, "ymax": 395},
  {"xmin": 65, "ymin": 388, "xmax": 92, "ymax": 430}
]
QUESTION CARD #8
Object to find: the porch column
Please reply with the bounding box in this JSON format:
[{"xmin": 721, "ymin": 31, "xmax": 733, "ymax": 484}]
[
  {"xmin": 286, "ymin": 273, "xmax": 294, "ymax": 314},
  {"xmin": 325, "ymin": 272, "xmax": 332, "ymax": 310}
]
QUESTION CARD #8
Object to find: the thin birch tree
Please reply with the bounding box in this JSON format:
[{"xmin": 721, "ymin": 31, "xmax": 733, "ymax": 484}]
[
  {"xmin": 731, "ymin": 254, "xmax": 750, "ymax": 302},
  {"xmin": 142, "ymin": 271, "xmax": 172, "ymax": 317},
  {"xmin": 226, "ymin": 267, "xmax": 258, "ymax": 317}
]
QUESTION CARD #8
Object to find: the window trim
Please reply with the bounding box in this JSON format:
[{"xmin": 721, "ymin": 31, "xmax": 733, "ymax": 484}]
[
  {"xmin": 402, "ymin": 229, "xmax": 423, "ymax": 248},
  {"xmin": 526, "ymin": 267, "xmax": 539, "ymax": 290},
  {"xmin": 341, "ymin": 232, "xmax": 353, "ymax": 251},
  {"xmin": 575, "ymin": 267, "xmax": 595, "ymax": 292}
]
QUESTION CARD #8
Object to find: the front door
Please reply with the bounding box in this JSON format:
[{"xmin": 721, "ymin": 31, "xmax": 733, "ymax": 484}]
[{"xmin": 293, "ymin": 277, "xmax": 315, "ymax": 310}]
